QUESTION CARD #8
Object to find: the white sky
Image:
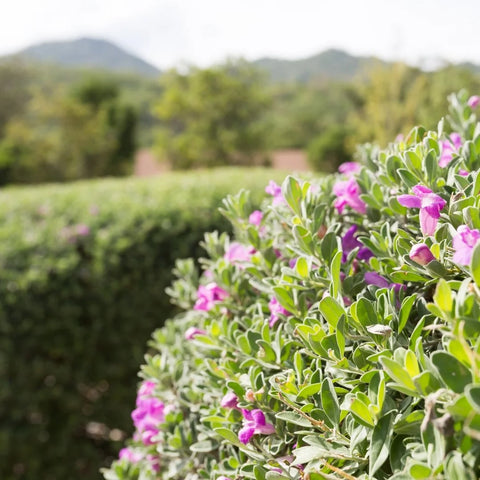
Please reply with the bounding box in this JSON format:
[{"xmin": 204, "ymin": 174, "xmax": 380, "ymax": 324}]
[{"xmin": 1, "ymin": 0, "xmax": 479, "ymax": 69}]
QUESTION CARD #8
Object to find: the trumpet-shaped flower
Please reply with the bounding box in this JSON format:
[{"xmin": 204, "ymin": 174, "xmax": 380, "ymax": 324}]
[
  {"xmin": 119, "ymin": 447, "xmax": 143, "ymax": 463},
  {"xmin": 224, "ymin": 242, "xmax": 254, "ymax": 266},
  {"xmin": 439, "ymin": 133, "xmax": 462, "ymax": 168},
  {"xmin": 265, "ymin": 180, "xmax": 285, "ymax": 206},
  {"xmin": 397, "ymin": 185, "xmax": 446, "ymax": 236},
  {"xmin": 220, "ymin": 392, "xmax": 239, "ymax": 410},
  {"xmin": 468, "ymin": 95, "xmax": 480, "ymax": 109},
  {"xmin": 333, "ymin": 178, "xmax": 366, "ymax": 214},
  {"xmin": 268, "ymin": 297, "xmax": 290, "ymax": 327},
  {"xmin": 249, "ymin": 210, "xmax": 263, "ymax": 226},
  {"xmin": 238, "ymin": 409, "xmax": 275, "ymax": 444},
  {"xmin": 185, "ymin": 327, "xmax": 207, "ymax": 340},
  {"xmin": 194, "ymin": 283, "xmax": 228, "ymax": 311},
  {"xmin": 338, "ymin": 161, "xmax": 361, "ymax": 176},
  {"xmin": 452, "ymin": 225, "xmax": 480, "ymax": 265},
  {"xmin": 409, "ymin": 244, "xmax": 435, "ymax": 266},
  {"xmin": 341, "ymin": 225, "xmax": 373, "ymax": 262}
]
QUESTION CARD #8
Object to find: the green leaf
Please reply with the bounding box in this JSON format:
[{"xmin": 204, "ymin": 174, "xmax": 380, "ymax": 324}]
[
  {"xmin": 292, "ymin": 446, "xmax": 327, "ymax": 465},
  {"xmin": 379, "ymin": 356, "xmax": 416, "ymax": 391},
  {"xmin": 282, "ymin": 176, "xmax": 303, "ymax": 216},
  {"xmin": 431, "ymin": 351, "xmax": 473, "ymax": 393},
  {"xmin": 398, "ymin": 295, "xmax": 416, "ymax": 334},
  {"xmin": 189, "ymin": 439, "xmax": 218, "ymax": 452},
  {"xmin": 297, "ymin": 383, "xmax": 322, "ymax": 399},
  {"xmin": 471, "ymin": 241, "xmax": 480, "ymax": 288},
  {"xmin": 275, "ymin": 411, "xmax": 312, "ymax": 427},
  {"xmin": 296, "ymin": 257, "xmax": 309, "ymax": 278},
  {"xmin": 321, "ymin": 231, "xmax": 338, "ymax": 264},
  {"xmin": 370, "ymin": 412, "xmax": 394, "ymax": 477},
  {"xmin": 349, "ymin": 397, "xmax": 375, "ymax": 427},
  {"xmin": 433, "ymin": 279, "xmax": 453, "ymax": 313},
  {"xmin": 319, "ymin": 296, "xmax": 344, "ymax": 330},
  {"xmin": 465, "ymin": 385, "xmax": 480, "ymax": 413},
  {"xmin": 409, "ymin": 463, "xmax": 432, "ymax": 479},
  {"xmin": 321, "ymin": 378, "xmax": 340, "ymax": 426},
  {"xmin": 273, "ymin": 286, "xmax": 296, "ymax": 314}
]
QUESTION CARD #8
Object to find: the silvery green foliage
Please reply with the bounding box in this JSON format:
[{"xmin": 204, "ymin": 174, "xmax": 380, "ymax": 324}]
[{"xmin": 105, "ymin": 91, "xmax": 480, "ymax": 480}]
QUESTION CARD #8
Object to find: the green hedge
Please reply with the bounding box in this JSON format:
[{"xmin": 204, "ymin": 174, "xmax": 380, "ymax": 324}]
[{"xmin": 0, "ymin": 168, "xmax": 286, "ymax": 480}]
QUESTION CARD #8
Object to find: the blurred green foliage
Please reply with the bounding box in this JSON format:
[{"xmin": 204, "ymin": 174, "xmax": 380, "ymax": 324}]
[
  {"xmin": 0, "ymin": 168, "xmax": 285, "ymax": 480},
  {"xmin": 154, "ymin": 61, "xmax": 271, "ymax": 169}
]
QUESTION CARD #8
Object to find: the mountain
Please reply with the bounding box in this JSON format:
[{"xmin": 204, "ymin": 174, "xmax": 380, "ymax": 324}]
[
  {"xmin": 253, "ymin": 48, "xmax": 390, "ymax": 83},
  {"xmin": 10, "ymin": 37, "xmax": 160, "ymax": 77}
]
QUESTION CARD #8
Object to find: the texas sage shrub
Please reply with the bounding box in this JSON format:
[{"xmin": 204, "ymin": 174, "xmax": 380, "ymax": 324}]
[{"xmin": 105, "ymin": 91, "xmax": 480, "ymax": 480}]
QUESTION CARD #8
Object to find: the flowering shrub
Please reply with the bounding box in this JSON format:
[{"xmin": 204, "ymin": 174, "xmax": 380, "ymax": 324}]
[{"xmin": 105, "ymin": 91, "xmax": 480, "ymax": 480}]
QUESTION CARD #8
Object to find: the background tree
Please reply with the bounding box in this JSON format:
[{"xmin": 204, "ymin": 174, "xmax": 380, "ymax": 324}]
[{"xmin": 154, "ymin": 61, "xmax": 271, "ymax": 169}]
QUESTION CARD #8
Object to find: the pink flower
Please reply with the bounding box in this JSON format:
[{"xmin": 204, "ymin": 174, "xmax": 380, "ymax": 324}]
[
  {"xmin": 238, "ymin": 409, "xmax": 275, "ymax": 444},
  {"xmin": 265, "ymin": 180, "xmax": 285, "ymax": 206},
  {"xmin": 194, "ymin": 283, "xmax": 228, "ymax": 311},
  {"xmin": 75, "ymin": 224, "xmax": 90, "ymax": 236},
  {"xmin": 409, "ymin": 244, "xmax": 435, "ymax": 266},
  {"xmin": 268, "ymin": 297, "xmax": 290, "ymax": 327},
  {"xmin": 452, "ymin": 225, "xmax": 480, "ymax": 265},
  {"xmin": 439, "ymin": 133, "xmax": 462, "ymax": 168},
  {"xmin": 459, "ymin": 169, "xmax": 469, "ymax": 177},
  {"xmin": 468, "ymin": 95, "xmax": 480, "ymax": 109},
  {"xmin": 185, "ymin": 327, "xmax": 207, "ymax": 340},
  {"xmin": 217, "ymin": 477, "xmax": 233, "ymax": 480},
  {"xmin": 131, "ymin": 392, "xmax": 165, "ymax": 446},
  {"xmin": 220, "ymin": 392, "xmax": 239, "ymax": 409},
  {"xmin": 137, "ymin": 381, "xmax": 156, "ymax": 400},
  {"xmin": 397, "ymin": 185, "xmax": 446, "ymax": 236},
  {"xmin": 249, "ymin": 210, "xmax": 263, "ymax": 226},
  {"xmin": 338, "ymin": 162, "xmax": 361, "ymax": 176},
  {"xmin": 224, "ymin": 242, "xmax": 254, "ymax": 266},
  {"xmin": 333, "ymin": 178, "xmax": 366, "ymax": 214},
  {"xmin": 119, "ymin": 447, "xmax": 143, "ymax": 463}
]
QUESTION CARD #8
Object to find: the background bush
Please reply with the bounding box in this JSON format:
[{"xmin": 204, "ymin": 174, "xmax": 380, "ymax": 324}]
[{"xmin": 0, "ymin": 167, "xmax": 285, "ymax": 480}]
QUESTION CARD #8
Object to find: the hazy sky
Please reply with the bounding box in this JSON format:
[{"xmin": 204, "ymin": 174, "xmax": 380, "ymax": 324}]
[{"xmin": 1, "ymin": 0, "xmax": 479, "ymax": 69}]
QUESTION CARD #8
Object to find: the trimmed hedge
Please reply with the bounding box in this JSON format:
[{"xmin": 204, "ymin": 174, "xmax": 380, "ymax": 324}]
[{"xmin": 0, "ymin": 168, "xmax": 286, "ymax": 480}]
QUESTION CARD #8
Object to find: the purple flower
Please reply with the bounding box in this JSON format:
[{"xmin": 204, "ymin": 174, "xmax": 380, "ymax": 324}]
[
  {"xmin": 333, "ymin": 178, "xmax": 366, "ymax": 214},
  {"xmin": 468, "ymin": 95, "xmax": 480, "ymax": 109},
  {"xmin": 409, "ymin": 244, "xmax": 435, "ymax": 266},
  {"xmin": 268, "ymin": 297, "xmax": 290, "ymax": 327},
  {"xmin": 265, "ymin": 180, "xmax": 285, "ymax": 206},
  {"xmin": 365, "ymin": 272, "xmax": 390, "ymax": 289},
  {"xmin": 217, "ymin": 477, "xmax": 233, "ymax": 480},
  {"xmin": 119, "ymin": 447, "xmax": 143, "ymax": 463},
  {"xmin": 459, "ymin": 169, "xmax": 469, "ymax": 177},
  {"xmin": 452, "ymin": 225, "xmax": 480, "ymax": 265},
  {"xmin": 220, "ymin": 392, "xmax": 239, "ymax": 409},
  {"xmin": 365, "ymin": 272, "xmax": 405, "ymax": 293},
  {"xmin": 341, "ymin": 225, "xmax": 374, "ymax": 263},
  {"xmin": 224, "ymin": 242, "xmax": 254, "ymax": 266},
  {"xmin": 338, "ymin": 162, "xmax": 361, "ymax": 176},
  {"xmin": 185, "ymin": 326, "xmax": 207, "ymax": 340},
  {"xmin": 439, "ymin": 133, "xmax": 462, "ymax": 168},
  {"xmin": 249, "ymin": 210, "xmax": 263, "ymax": 226},
  {"xmin": 194, "ymin": 283, "xmax": 228, "ymax": 311},
  {"xmin": 397, "ymin": 185, "xmax": 446, "ymax": 236},
  {"xmin": 238, "ymin": 409, "xmax": 275, "ymax": 444}
]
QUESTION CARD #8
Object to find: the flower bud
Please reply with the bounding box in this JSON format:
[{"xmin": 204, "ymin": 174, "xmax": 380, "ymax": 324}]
[
  {"xmin": 468, "ymin": 95, "xmax": 480, "ymax": 109},
  {"xmin": 409, "ymin": 243, "xmax": 435, "ymax": 266},
  {"xmin": 245, "ymin": 389, "xmax": 256, "ymax": 402}
]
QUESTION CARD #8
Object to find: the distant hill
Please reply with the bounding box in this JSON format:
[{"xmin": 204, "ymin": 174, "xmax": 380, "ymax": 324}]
[
  {"xmin": 253, "ymin": 48, "xmax": 390, "ymax": 83},
  {"xmin": 8, "ymin": 37, "xmax": 160, "ymax": 77}
]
